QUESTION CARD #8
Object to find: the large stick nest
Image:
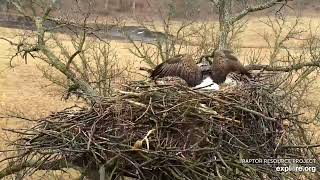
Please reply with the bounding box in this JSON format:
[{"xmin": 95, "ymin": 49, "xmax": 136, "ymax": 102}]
[{"xmin": 3, "ymin": 75, "xmax": 309, "ymax": 179}]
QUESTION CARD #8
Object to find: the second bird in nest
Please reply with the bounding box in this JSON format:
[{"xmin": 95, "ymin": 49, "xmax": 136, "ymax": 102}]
[{"xmin": 150, "ymin": 49, "xmax": 251, "ymax": 90}]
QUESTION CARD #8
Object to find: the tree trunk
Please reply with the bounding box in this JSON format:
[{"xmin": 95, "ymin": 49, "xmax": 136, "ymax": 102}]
[
  {"xmin": 132, "ymin": 0, "xmax": 136, "ymax": 16},
  {"xmin": 217, "ymin": 0, "xmax": 231, "ymax": 49},
  {"xmin": 104, "ymin": 0, "xmax": 109, "ymax": 11},
  {"xmin": 118, "ymin": 0, "xmax": 124, "ymax": 11},
  {"xmin": 40, "ymin": 47, "xmax": 99, "ymax": 102}
]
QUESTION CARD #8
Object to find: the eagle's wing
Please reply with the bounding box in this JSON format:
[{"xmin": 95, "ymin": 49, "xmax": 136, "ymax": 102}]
[
  {"xmin": 210, "ymin": 50, "xmax": 251, "ymax": 84},
  {"xmin": 227, "ymin": 59, "xmax": 251, "ymax": 77},
  {"xmin": 150, "ymin": 54, "xmax": 203, "ymax": 86},
  {"xmin": 223, "ymin": 51, "xmax": 252, "ymax": 78}
]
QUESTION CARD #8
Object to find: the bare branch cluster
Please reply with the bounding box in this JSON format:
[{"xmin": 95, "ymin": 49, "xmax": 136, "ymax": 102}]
[
  {"xmin": 2, "ymin": 0, "xmax": 130, "ymax": 103},
  {"xmin": 209, "ymin": 0, "xmax": 293, "ymax": 48}
]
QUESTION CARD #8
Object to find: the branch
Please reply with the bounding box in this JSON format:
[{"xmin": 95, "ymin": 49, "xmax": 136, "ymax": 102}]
[
  {"xmin": 245, "ymin": 60, "xmax": 320, "ymax": 72},
  {"xmin": 230, "ymin": 0, "xmax": 293, "ymax": 24},
  {"xmin": 9, "ymin": 1, "xmax": 34, "ymax": 20},
  {"xmin": 139, "ymin": 67, "xmax": 153, "ymax": 74},
  {"xmin": 142, "ymin": 59, "xmax": 320, "ymax": 75},
  {"xmin": 7, "ymin": 1, "xmax": 100, "ymax": 103},
  {"xmin": 0, "ymin": 159, "xmax": 75, "ymax": 179},
  {"xmin": 66, "ymin": 8, "xmax": 90, "ymax": 70},
  {"xmin": 0, "ymin": 37, "xmax": 20, "ymax": 46},
  {"xmin": 234, "ymin": 105, "xmax": 277, "ymax": 122},
  {"xmin": 0, "ymin": 37, "xmax": 40, "ymax": 66},
  {"xmin": 282, "ymin": 144, "xmax": 320, "ymax": 149},
  {"xmin": 66, "ymin": 50, "xmax": 81, "ymax": 70}
]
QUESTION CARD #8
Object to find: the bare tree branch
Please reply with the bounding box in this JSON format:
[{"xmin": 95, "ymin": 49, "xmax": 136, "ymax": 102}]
[
  {"xmin": 0, "ymin": 158, "xmax": 77, "ymax": 179},
  {"xmin": 282, "ymin": 144, "xmax": 320, "ymax": 149},
  {"xmin": 6, "ymin": 1, "xmax": 100, "ymax": 102},
  {"xmin": 246, "ymin": 60, "xmax": 320, "ymax": 72},
  {"xmin": 230, "ymin": 0, "xmax": 293, "ymax": 24},
  {"xmin": 65, "ymin": 13, "xmax": 89, "ymax": 70}
]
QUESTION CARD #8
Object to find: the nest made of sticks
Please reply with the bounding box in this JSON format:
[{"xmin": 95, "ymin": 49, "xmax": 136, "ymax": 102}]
[{"xmin": 4, "ymin": 75, "xmax": 305, "ymax": 179}]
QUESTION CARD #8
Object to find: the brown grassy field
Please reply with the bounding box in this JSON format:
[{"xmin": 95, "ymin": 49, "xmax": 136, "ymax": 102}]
[{"xmin": 0, "ymin": 17, "xmax": 319, "ymax": 179}]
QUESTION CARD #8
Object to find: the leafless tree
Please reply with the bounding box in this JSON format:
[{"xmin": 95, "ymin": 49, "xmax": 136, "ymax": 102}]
[
  {"xmin": 209, "ymin": 0, "xmax": 293, "ymax": 49},
  {"xmin": 1, "ymin": 0, "xmax": 128, "ymax": 103}
]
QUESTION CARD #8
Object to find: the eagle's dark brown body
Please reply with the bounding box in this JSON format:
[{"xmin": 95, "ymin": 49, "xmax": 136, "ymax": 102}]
[{"xmin": 150, "ymin": 50, "xmax": 251, "ymax": 87}]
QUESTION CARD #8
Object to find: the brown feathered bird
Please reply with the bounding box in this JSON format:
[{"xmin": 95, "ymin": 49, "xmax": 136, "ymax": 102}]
[{"xmin": 150, "ymin": 49, "xmax": 251, "ymax": 87}]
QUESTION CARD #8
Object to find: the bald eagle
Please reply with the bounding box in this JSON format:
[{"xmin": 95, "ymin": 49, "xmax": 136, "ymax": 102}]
[{"xmin": 150, "ymin": 49, "xmax": 251, "ymax": 89}]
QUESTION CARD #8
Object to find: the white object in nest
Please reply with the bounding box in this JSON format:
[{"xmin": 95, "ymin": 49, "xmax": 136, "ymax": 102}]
[
  {"xmin": 194, "ymin": 75, "xmax": 238, "ymax": 91},
  {"xmin": 156, "ymin": 75, "xmax": 238, "ymax": 91},
  {"xmin": 137, "ymin": 31, "xmax": 144, "ymax": 35},
  {"xmin": 194, "ymin": 76, "xmax": 220, "ymax": 90}
]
